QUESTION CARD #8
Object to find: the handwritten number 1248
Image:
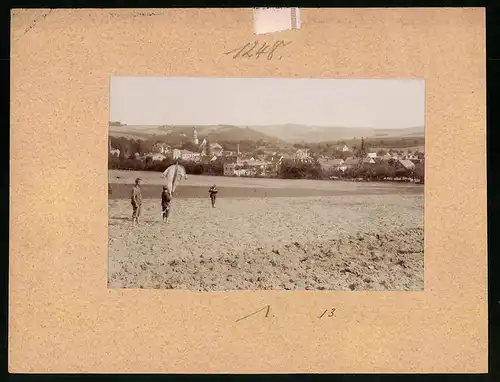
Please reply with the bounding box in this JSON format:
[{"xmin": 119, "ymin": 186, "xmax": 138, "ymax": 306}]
[{"xmin": 225, "ymin": 40, "xmax": 292, "ymax": 60}]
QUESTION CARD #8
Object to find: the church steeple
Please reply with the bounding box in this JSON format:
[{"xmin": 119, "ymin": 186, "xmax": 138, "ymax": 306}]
[{"xmin": 192, "ymin": 127, "xmax": 199, "ymax": 145}]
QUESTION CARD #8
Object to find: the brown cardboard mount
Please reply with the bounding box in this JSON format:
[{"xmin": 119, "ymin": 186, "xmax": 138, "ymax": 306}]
[{"xmin": 10, "ymin": 8, "xmax": 486, "ymax": 373}]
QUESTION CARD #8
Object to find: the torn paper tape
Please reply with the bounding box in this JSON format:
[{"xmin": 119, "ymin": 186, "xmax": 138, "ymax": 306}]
[{"xmin": 253, "ymin": 7, "xmax": 301, "ymax": 35}]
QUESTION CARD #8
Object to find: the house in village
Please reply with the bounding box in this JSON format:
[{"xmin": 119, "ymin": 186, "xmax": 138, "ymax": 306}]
[
  {"xmin": 243, "ymin": 159, "xmax": 268, "ymax": 177},
  {"xmin": 367, "ymin": 152, "xmax": 377, "ymax": 159},
  {"xmin": 195, "ymin": 133, "xmax": 226, "ymax": 157},
  {"xmin": 209, "ymin": 143, "xmax": 224, "ymax": 156},
  {"xmin": 276, "ymin": 151, "xmax": 310, "ymax": 165},
  {"xmin": 397, "ymin": 159, "xmax": 416, "ymax": 171},
  {"xmin": 221, "ymin": 155, "xmax": 241, "ymax": 176},
  {"xmin": 247, "ymin": 159, "xmax": 267, "ymax": 168},
  {"xmin": 145, "ymin": 153, "xmax": 167, "ymax": 162},
  {"xmin": 182, "ymin": 150, "xmax": 201, "ymax": 161},
  {"xmin": 279, "ymin": 153, "xmax": 294, "ymax": 162},
  {"xmin": 336, "ymin": 157, "xmax": 376, "ymax": 172},
  {"xmin": 261, "ymin": 154, "xmax": 281, "ymax": 173},
  {"xmin": 402, "ymin": 152, "xmax": 419, "ymax": 160},
  {"xmin": 199, "ymin": 141, "xmax": 224, "ymax": 157},
  {"xmin": 318, "ymin": 158, "xmax": 344, "ymax": 173},
  {"xmin": 223, "ymin": 162, "xmax": 238, "ymax": 176},
  {"xmin": 223, "ymin": 157, "xmax": 269, "ymax": 177},
  {"xmin": 362, "ymin": 158, "xmax": 376, "ymax": 165},
  {"xmin": 389, "ymin": 152, "xmax": 404, "ymax": 160},
  {"xmin": 172, "ymin": 149, "xmax": 201, "ymax": 162},
  {"xmin": 263, "ymin": 152, "xmax": 279, "ymax": 160},
  {"xmin": 334, "ymin": 144, "xmax": 350, "ymax": 152},
  {"xmin": 409, "ymin": 158, "xmax": 422, "ymax": 165},
  {"xmin": 199, "ymin": 138, "xmax": 208, "ymax": 152},
  {"xmin": 172, "ymin": 149, "xmax": 181, "ymax": 160},
  {"xmin": 294, "ymin": 148, "xmax": 313, "ymax": 162},
  {"xmin": 151, "ymin": 141, "xmax": 171, "ymax": 155},
  {"xmin": 192, "ymin": 127, "xmax": 199, "ymax": 145},
  {"xmin": 340, "ymin": 158, "xmax": 361, "ymax": 171}
]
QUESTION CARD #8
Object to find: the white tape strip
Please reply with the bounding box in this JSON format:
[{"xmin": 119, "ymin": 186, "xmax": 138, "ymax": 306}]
[{"xmin": 253, "ymin": 7, "xmax": 301, "ymax": 35}]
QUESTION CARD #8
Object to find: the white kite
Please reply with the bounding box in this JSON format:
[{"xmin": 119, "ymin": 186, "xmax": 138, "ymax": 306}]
[{"xmin": 161, "ymin": 163, "xmax": 188, "ymax": 195}]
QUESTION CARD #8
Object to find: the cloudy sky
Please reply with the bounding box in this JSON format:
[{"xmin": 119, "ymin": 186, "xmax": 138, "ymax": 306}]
[{"xmin": 110, "ymin": 77, "xmax": 425, "ymax": 129}]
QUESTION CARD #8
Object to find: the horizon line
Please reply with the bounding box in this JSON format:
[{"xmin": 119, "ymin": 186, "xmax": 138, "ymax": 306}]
[{"xmin": 109, "ymin": 122, "xmax": 425, "ymax": 130}]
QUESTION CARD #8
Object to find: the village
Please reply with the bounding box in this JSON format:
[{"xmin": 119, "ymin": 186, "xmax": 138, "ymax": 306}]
[{"xmin": 109, "ymin": 127, "xmax": 425, "ymax": 182}]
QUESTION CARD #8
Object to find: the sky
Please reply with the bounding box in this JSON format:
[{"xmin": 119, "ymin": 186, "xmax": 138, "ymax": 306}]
[{"xmin": 110, "ymin": 77, "xmax": 425, "ymax": 129}]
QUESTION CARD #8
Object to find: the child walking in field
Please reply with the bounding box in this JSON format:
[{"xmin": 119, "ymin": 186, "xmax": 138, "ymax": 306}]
[
  {"xmin": 209, "ymin": 184, "xmax": 218, "ymax": 208},
  {"xmin": 161, "ymin": 186, "xmax": 172, "ymax": 222}
]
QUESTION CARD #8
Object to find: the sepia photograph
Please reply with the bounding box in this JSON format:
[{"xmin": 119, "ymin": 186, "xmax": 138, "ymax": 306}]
[{"xmin": 108, "ymin": 77, "xmax": 425, "ymax": 291}]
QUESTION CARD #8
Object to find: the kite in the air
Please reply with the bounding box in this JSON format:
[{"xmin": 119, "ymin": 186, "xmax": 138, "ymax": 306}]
[{"xmin": 161, "ymin": 162, "xmax": 188, "ymax": 196}]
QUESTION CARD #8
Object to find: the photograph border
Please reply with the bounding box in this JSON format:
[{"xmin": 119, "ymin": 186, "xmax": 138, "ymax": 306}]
[{"xmin": 9, "ymin": 6, "xmax": 489, "ymax": 375}]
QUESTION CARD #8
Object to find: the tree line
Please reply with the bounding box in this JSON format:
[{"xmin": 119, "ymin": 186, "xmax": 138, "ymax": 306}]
[
  {"xmin": 277, "ymin": 159, "xmax": 425, "ymax": 183},
  {"xmin": 292, "ymin": 137, "xmax": 425, "ymax": 158},
  {"xmin": 108, "ymin": 155, "xmax": 224, "ymax": 175}
]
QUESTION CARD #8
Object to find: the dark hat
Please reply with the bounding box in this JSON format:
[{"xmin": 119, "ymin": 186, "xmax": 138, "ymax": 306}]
[
  {"xmin": 163, "ymin": 185, "xmax": 168, "ymax": 190},
  {"xmin": 135, "ymin": 178, "xmax": 142, "ymax": 184}
]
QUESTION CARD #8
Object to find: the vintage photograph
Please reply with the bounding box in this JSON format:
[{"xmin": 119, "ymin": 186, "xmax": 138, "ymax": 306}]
[{"xmin": 108, "ymin": 77, "xmax": 425, "ymax": 291}]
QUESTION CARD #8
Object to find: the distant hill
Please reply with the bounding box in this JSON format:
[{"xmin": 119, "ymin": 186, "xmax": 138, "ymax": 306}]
[
  {"xmin": 109, "ymin": 124, "xmax": 283, "ymax": 144},
  {"xmin": 109, "ymin": 123, "xmax": 424, "ymax": 144},
  {"xmin": 249, "ymin": 124, "xmax": 425, "ymax": 143},
  {"xmin": 372, "ymin": 126, "xmax": 425, "ymax": 138}
]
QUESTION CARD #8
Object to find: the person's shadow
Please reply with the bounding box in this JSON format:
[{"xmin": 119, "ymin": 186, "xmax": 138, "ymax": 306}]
[
  {"xmin": 108, "ymin": 216, "xmax": 130, "ymax": 226},
  {"xmin": 109, "ymin": 216, "xmax": 163, "ymax": 225},
  {"xmin": 110, "ymin": 216, "xmax": 130, "ymax": 221}
]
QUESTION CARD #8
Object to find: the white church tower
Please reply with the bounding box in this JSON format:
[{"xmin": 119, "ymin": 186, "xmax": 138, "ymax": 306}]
[{"xmin": 192, "ymin": 127, "xmax": 199, "ymax": 145}]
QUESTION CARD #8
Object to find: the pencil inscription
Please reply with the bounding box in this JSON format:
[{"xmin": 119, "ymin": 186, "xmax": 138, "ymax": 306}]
[
  {"xmin": 236, "ymin": 305, "xmax": 271, "ymax": 322},
  {"xmin": 225, "ymin": 40, "xmax": 292, "ymax": 60},
  {"xmin": 108, "ymin": 11, "xmax": 164, "ymax": 18},
  {"xmin": 319, "ymin": 308, "xmax": 336, "ymax": 319},
  {"xmin": 24, "ymin": 9, "xmax": 53, "ymax": 35}
]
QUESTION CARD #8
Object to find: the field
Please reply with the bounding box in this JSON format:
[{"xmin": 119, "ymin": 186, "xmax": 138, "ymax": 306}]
[{"xmin": 108, "ymin": 170, "xmax": 424, "ymax": 291}]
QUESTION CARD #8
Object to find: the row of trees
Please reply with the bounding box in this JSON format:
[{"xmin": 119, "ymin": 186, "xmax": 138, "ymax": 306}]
[
  {"xmin": 277, "ymin": 161, "xmax": 324, "ymax": 180},
  {"xmin": 343, "ymin": 136, "xmax": 424, "ymax": 150},
  {"xmin": 295, "ymin": 136, "xmax": 425, "ymax": 159},
  {"xmin": 108, "ymin": 155, "xmax": 224, "ymax": 175},
  {"xmin": 293, "ymin": 137, "xmax": 370, "ymax": 159},
  {"xmin": 277, "ymin": 160, "xmax": 425, "ymax": 183},
  {"xmin": 333, "ymin": 162, "xmax": 425, "ymax": 182},
  {"xmin": 109, "ymin": 121, "xmax": 126, "ymax": 127},
  {"xmin": 110, "ymin": 137, "xmax": 154, "ymax": 159}
]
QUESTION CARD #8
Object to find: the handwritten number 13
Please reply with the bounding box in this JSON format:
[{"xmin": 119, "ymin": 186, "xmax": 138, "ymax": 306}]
[{"xmin": 319, "ymin": 308, "xmax": 336, "ymax": 319}]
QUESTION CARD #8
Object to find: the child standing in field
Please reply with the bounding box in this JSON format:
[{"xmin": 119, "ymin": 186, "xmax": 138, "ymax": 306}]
[
  {"xmin": 161, "ymin": 186, "xmax": 172, "ymax": 222},
  {"xmin": 209, "ymin": 184, "xmax": 218, "ymax": 208},
  {"xmin": 131, "ymin": 178, "xmax": 142, "ymax": 224}
]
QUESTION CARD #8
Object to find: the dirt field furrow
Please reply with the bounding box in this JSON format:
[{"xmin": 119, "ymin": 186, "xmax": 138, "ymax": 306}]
[{"xmin": 108, "ymin": 194, "xmax": 424, "ymax": 291}]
